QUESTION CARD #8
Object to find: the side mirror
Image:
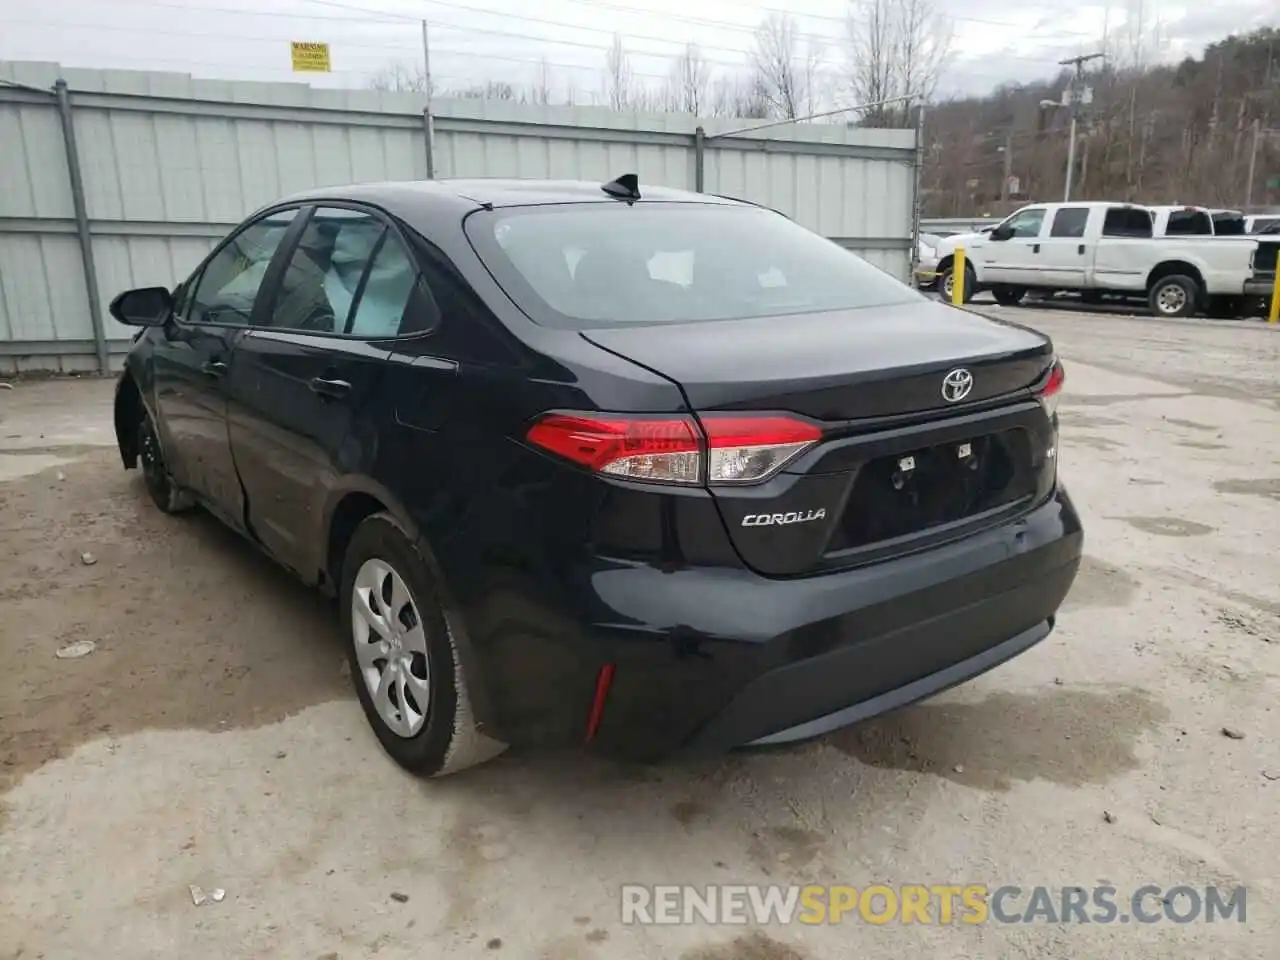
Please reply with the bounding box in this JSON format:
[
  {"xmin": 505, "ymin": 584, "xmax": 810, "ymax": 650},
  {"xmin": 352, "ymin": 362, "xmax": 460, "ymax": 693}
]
[
  {"xmin": 990, "ymin": 225, "xmax": 1013, "ymax": 242},
  {"xmin": 109, "ymin": 286, "xmax": 173, "ymax": 327}
]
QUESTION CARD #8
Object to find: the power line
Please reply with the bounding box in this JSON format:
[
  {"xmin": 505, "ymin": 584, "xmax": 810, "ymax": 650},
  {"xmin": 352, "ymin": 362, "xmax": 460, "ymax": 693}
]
[
  {"xmin": 4, "ymin": 8, "xmax": 1091, "ymax": 76},
  {"xmin": 0, "ymin": 16, "xmax": 682, "ymax": 81},
  {"xmin": 301, "ymin": 0, "xmax": 1099, "ymax": 48},
  {"xmin": 31, "ymin": 0, "xmax": 1104, "ymax": 68}
]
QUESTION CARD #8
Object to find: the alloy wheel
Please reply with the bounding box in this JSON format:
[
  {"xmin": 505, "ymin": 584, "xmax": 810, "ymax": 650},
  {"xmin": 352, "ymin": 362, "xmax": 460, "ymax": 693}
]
[{"xmin": 351, "ymin": 558, "xmax": 431, "ymax": 738}]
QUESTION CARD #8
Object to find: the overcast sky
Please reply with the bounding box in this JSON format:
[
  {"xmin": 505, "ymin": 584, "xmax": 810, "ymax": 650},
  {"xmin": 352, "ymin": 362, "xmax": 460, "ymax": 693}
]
[{"xmin": 1, "ymin": 0, "xmax": 1275, "ymax": 102}]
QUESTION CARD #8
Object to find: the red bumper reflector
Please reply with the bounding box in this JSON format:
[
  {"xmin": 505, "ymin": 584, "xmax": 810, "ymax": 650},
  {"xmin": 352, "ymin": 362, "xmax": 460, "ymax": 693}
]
[{"xmin": 584, "ymin": 663, "xmax": 616, "ymax": 743}]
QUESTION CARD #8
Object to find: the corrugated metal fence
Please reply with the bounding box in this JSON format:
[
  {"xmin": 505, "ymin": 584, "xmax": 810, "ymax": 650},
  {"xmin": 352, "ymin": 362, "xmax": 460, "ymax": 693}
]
[{"xmin": 0, "ymin": 60, "xmax": 919, "ymax": 374}]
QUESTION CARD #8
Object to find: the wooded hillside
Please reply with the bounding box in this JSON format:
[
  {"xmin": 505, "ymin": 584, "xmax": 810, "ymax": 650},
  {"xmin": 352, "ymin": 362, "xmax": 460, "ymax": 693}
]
[{"xmin": 922, "ymin": 27, "xmax": 1280, "ymax": 216}]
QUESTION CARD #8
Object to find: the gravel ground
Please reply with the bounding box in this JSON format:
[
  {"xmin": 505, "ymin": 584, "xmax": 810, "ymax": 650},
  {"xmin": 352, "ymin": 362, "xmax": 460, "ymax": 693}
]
[{"xmin": 1, "ymin": 310, "xmax": 1277, "ymax": 960}]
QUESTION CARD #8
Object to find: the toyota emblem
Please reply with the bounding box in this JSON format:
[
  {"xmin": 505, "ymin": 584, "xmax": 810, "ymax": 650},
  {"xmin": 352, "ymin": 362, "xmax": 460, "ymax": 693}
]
[{"xmin": 941, "ymin": 368, "xmax": 974, "ymax": 403}]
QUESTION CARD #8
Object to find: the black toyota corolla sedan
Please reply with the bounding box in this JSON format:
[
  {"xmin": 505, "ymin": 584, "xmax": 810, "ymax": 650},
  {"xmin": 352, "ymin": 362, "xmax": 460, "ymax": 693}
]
[{"xmin": 109, "ymin": 176, "xmax": 1082, "ymax": 776}]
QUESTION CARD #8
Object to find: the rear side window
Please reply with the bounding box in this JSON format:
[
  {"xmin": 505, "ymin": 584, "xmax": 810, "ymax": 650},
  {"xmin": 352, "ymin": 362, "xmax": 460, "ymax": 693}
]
[
  {"xmin": 266, "ymin": 207, "xmax": 429, "ymax": 336},
  {"xmin": 1102, "ymin": 207, "xmax": 1153, "ymax": 238},
  {"xmin": 348, "ymin": 235, "xmax": 424, "ymax": 337},
  {"xmin": 1165, "ymin": 209, "xmax": 1212, "ymax": 235},
  {"xmin": 464, "ymin": 204, "xmax": 920, "ymax": 329},
  {"xmin": 1049, "ymin": 207, "xmax": 1089, "ymax": 238}
]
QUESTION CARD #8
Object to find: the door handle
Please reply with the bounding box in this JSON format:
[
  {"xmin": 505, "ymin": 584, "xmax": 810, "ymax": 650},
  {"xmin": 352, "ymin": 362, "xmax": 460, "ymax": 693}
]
[
  {"xmin": 1078, "ymin": 244, "xmax": 1086, "ymax": 255},
  {"xmin": 309, "ymin": 377, "xmax": 352, "ymax": 400},
  {"xmin": 201, "ymin": 360, "xmax": 228, "ymax": 377},
  {"xmin": 1032, "ymin": 243, "xmax": 1041, "ymax": 254}
]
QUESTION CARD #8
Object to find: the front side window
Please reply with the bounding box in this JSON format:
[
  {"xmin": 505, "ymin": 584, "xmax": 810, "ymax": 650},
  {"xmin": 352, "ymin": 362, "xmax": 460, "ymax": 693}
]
[
  {"xmin": 266, "ymin": 207, "xmax": 422, "ymax": 337},
  {"xmin": 465, "ymin": 203, "xmax": 920, "ymax": 329},
  {"xmin": 189, "ymin": 209, "xmax": 298, "ymax": 325},
  {"xmin": 1001, "ymin": 208, "xmax": 1046, "ymax": 238}
]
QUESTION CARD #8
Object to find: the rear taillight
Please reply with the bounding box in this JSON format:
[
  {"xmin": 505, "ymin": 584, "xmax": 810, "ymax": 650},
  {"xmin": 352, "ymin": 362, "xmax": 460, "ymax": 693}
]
[
  {"xmin": 525, "ymin": 412, "xmax": 821, "ymax": 485},
  {"xmin": 701, "ymin": 415, "xmax": 822, "ymax": 483},
  {"xmin": 1037, "ymin": 360, "xmax": 1065, "ymax": 418},
  {"xmin": 525, "ymin": 414, "xmax": 702, "ymax": 484}
]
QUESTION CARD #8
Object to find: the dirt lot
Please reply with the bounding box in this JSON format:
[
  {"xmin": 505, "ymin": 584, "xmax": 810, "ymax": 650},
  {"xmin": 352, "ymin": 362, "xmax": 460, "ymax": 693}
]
[{"xmin": 1, "ymin": 310, "xmax": 1277, "ymax": 960}]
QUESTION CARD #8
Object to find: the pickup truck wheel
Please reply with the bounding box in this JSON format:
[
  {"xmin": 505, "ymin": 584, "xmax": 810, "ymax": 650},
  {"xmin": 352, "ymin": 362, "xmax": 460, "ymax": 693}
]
[
  {"xmin": 1148, "ymin": 275, "xmax": 1198, "ymax": 318},
  {"xmin": 1205, "ymin": 295, "xmax": 1244, "ymax": 320},
  {"xmin": 992, "ymin": 286, "xmax": 1026, "ymax": 306},
  {"xmin": 940, "ymin": 264, "xmax": 976, "ymax": 304}
]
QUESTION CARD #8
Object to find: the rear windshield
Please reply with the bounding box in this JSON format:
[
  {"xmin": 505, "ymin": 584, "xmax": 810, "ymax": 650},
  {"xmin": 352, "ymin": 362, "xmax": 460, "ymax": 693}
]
[{"xmin": 465, "ymin": 203, "xmax": 920, "ymax": 329}]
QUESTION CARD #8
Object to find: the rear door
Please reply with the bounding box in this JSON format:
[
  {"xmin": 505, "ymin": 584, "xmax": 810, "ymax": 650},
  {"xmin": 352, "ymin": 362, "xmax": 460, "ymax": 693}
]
[
  {"xmin": 983, "ymin": 207, "xmax": 1048, "ymax": 285},
  {"xmin": 1036, "ymin": 206, "xmax": 1091, "ymax": 287},
  {"xmin": 1090, "ymin": 206, "xmax": 1155, "ymax": 291},
  {"xmin": 151, "ymin": 207, "xmax": 301, "ymax": 524},
  {"xmin": 226, "ymin": 204, "xmax": 437, "ymax": 577}
]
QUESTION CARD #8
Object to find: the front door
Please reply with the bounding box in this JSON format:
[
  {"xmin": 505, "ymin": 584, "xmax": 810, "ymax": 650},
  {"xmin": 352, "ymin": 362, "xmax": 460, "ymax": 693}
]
[
  {"xmin": 151, "ymin": 208, "xmax": 300, "ymax": 525},
  {"xmin": 982, "ymin": 207, "xmax": 1048, "ymax": 286},
  {"xmin": 227, "ymin": 205, "xmax": 430, "ymax": 578}
]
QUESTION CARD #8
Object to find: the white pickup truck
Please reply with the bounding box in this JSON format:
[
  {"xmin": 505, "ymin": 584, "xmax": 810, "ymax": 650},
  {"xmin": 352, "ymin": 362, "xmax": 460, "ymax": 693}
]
[{"xmin": 934, "ymin": 201, "xmax": 1267, "ymax": 317}]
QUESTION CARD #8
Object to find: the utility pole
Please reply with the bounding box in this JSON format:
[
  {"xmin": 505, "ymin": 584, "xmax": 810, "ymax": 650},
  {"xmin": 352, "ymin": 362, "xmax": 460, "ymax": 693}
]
[
  {"xmin": 1000, "ymin": 131, "xmax": 1014, "ymax": 201},
  {"xmin": 1246, "ymin": 118, "xmax": 1260, "ymax": 209},
  {"xmin": 1059, "ymin": 52, "xmax": 1105, "ymax": 201},
  {"xmin": 421, "ymin": 19, "xmax": 435, "ymax": 179}
]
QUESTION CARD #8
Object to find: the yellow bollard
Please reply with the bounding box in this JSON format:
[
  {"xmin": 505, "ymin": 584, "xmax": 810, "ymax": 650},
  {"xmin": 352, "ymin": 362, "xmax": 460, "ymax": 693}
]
[
  {"xmin": 951, "ymin": 246, "xmax": 966, "ymax": 306},
  {"xmin": 1270, "ymin": 250, "xmax": 1280, "ymax": 325}
]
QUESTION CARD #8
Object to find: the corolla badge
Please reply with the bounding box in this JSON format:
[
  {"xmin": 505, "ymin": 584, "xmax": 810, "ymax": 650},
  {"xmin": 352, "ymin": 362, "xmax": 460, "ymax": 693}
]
[
  {"xmin": 742, "ymin": 509, "xmax": 827, "ymax": 527},
  {"xmin": 941, "ymin": 367, "xmax": 974, "ymax": 403}
]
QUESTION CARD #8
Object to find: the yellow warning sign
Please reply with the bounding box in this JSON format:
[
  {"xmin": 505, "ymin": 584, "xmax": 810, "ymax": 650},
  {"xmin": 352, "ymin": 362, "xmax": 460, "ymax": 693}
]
[{"xmin": 290, "ymin": 42, "xmax": 331, "ymax": 73}]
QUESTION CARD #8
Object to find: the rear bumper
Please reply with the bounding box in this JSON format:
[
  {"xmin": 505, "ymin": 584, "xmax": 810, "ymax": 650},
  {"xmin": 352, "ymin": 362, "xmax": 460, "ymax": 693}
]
[
  {"xmin": 684, "ymin": 587, "xmax": 1061, "ymax": 756},
  {"xmin": 746, "ymin": 620, "xmax": 1051, "ymax": 745},
  {"xmin": 1243, "ymin": 278, "xmax": 1274, "ymax": 297},
  {"xmin": 465, "ymin": 483, "xmax": 1082, "ymax": 760}
]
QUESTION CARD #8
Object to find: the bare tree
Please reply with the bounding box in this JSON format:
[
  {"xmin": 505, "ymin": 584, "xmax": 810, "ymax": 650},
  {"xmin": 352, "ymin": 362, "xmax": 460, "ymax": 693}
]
[
  {"xmin": 532, "ymin": 58, "xmax": 554, "ymax": 106},
  {"xmin": 751, "ymin": 13, "xmax": 825, "ymax": 119},
  {"xmin": 667, "ymin": 43, "xmax": 712, "ymax": 115},
  {"xmin": 845, "ymin": 0, "xmax": 951, "ymax": 125},
  {"xmin": 603, "ymin": 34, "xmax": 635, "ymax": 110},
  {"xmin": 455, "ymin": 81, "xmax": 521, "ymax": 101},
  {"xmin": 368, "ymin": 62, "xmax": 433, "ymax": 95},
  {"xmin": 708, "ymin": 75, "xmax": 768, "ymax": 118}
]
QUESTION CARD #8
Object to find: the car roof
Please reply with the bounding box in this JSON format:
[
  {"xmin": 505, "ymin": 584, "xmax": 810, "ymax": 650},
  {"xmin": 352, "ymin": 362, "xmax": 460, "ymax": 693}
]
[{"xmin": 277, "ymin": 178, "xmax": 739, "ymax": 214}]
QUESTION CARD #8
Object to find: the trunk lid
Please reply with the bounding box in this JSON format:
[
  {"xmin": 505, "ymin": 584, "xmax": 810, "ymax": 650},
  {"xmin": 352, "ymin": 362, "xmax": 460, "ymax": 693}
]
[
  {"xmin": 583, "ymin": 299, "xmax": 1058, "ymax": 577},
  {"xmin": 581, "ymin": 299, "xmax": 1052, "ymax": 420}
]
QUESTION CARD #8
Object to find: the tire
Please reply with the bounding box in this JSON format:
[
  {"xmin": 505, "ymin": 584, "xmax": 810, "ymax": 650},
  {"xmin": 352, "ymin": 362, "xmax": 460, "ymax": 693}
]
[
  {"xmin": 1147, "ymin": 274, "xmax": 1199, "ymax": 318},
  {"xmin": 137, "ymin": 407, "xmax": 194, "ymax": 514},
  {"xmin": 992, "ymin": 286, "xmax": 1026, "ymax": 306},
  {"xmin": 340, "ymin": 512, "xmax": 506, "ymax": 776},
  {"xmin": 940, "ymin": 264, "xmax": 976, "ymax": 304},
  {"xmin": 1205, "ymin": 295, "xmax": 1244, "ymax": 320}
]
